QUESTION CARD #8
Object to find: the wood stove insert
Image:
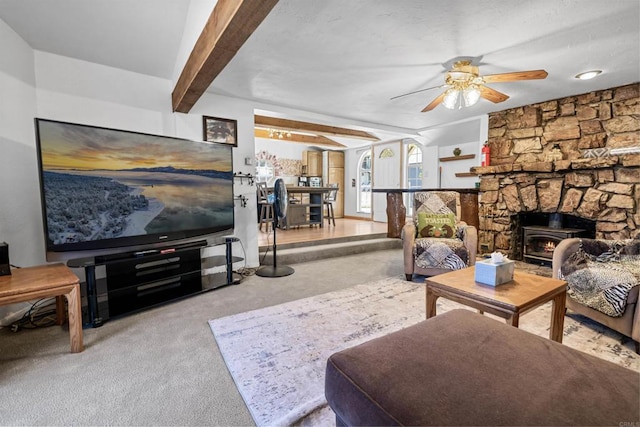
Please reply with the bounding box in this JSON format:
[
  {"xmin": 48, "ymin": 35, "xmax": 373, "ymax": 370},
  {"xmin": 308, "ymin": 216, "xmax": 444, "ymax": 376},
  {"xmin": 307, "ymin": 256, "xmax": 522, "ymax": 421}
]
[{"xmin": 522, "ymin": 226, "xmax": 587, "ymax": 265}]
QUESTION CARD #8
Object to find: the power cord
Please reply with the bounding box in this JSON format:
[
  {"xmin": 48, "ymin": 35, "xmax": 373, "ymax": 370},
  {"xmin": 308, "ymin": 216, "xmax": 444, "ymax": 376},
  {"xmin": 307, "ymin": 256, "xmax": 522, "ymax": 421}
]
[
  {"xmin": 259, "ymin": 224, "xmax": 274, "ymax": 266},
  {"xmin": 9, "ymin": 298, "xmax": 58, "ymax": 332},
  {"xmin": 236, "ymin": 267, "xmax": 258, "ymax": 277},
  {"xmin": 234, "ymin": 238, "xmax": 258, "ymax": 277}
]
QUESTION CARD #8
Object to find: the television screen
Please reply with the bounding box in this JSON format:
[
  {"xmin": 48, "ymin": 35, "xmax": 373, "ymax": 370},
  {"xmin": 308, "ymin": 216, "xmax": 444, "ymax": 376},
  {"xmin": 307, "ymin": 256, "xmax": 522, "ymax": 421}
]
[{"xmin": 35, "ymin": 119, "xmax": 234, "ymax": 259}]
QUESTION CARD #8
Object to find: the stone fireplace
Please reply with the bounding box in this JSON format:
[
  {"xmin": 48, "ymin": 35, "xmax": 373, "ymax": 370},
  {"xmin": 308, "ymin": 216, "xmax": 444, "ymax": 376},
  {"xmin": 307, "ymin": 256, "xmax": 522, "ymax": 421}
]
[{"xmin": 472, "ymin": 83, "xmax": 640, "ymax": 260}]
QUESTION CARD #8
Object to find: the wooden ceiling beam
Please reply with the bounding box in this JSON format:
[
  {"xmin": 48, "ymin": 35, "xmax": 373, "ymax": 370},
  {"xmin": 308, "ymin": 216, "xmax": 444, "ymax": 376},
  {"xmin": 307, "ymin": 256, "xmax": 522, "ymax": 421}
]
[
  {"xmin": 254, "ymin": 129, "xmax": 345, "ymax": 147},
  {"xmin": 254, "ymin": 115, "xmax": 380, "ymax": 141},
  {"xmin": 172, "ymin": 0, "xmax": 279, "ymax": 113}
]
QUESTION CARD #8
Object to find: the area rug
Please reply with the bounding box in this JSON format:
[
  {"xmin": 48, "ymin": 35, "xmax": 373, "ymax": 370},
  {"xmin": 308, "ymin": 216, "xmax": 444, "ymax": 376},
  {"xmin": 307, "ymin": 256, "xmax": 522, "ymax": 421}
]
[{"xmin": 208, "ymin": 277, "xmax": 639, "ymax": 427}]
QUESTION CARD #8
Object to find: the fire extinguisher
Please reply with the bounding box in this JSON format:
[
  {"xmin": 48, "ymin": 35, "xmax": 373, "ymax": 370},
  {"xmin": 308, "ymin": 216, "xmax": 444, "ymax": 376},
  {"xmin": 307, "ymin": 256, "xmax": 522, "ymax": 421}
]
[{"xmin": 481, "ymin": 142, "xmax": 491, "ymax": 167}]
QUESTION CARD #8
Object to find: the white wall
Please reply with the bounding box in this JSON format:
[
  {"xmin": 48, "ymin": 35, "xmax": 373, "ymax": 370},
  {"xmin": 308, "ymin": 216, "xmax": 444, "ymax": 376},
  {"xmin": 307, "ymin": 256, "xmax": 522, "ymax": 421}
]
[
  {"xmin": 187, "ymin": 92, "xmax": 260, "ymax": 266},
  {"xmin": 35, "ymin": 51, "xmax": 173, "ymax": 133},
  {"xmin": 0, "ymin": 18, "xmax": 39, "ymax": 324},
  {"xmin": 438, "ymin": 140, "xmax": 480, "ymax": 189},
  {"xmin": 172, "ymin": 0, "xmax": 218, "ymax": 84},
  {"xmin": 422, "ymin": 145, "xmax": 439, "ymax": 188},
  {"xmin": 420, "ymin": 115, "xmax": 487, "ymax": 189},
  {"xmin": 0, "ymin": 19, "xmax": 40, "ymax": 267}
]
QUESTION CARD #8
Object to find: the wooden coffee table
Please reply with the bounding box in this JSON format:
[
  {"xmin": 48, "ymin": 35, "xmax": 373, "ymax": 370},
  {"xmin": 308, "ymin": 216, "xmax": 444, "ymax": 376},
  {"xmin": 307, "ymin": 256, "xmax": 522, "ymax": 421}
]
[{"xmin": 425, "ymin": 266, "xmax": 567, "ymax": 343}]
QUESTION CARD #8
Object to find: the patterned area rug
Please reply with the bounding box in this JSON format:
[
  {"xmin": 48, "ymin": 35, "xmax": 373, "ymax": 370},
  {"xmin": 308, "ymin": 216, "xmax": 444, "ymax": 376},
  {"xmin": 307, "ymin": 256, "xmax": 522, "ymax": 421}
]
[
  {"xmin": 208, "ymin": 276, "xmax": 639, "ymax": 427},
  {"xmin": 513, "ymin": 260, "xmax": 552, "ymax": 277}
]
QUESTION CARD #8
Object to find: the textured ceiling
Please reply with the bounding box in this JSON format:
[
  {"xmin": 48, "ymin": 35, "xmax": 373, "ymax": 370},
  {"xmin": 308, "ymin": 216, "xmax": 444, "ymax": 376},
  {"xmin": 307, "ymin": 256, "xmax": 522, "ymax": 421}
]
[
  {"xmin": 0, "ymin": 0, "xmax": 190, "ymax": 79},
  {"xmin": 1, "ymin": 0, "xmax": 638, "ymax": 146},
  {"xmin": 210, "ymin": 0, "xmax": 640, "ymax": 133}
]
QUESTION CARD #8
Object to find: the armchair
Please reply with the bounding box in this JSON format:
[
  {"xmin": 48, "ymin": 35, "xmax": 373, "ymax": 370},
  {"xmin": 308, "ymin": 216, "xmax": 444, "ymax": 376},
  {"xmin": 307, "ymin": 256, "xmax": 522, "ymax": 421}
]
[
  {"xmin": 553, "ymin": 238, "xmax": 640, "ymax": 353},
  {"xmin": 402, "ymin": 191, "xmax": 477, "ymax": 280}
]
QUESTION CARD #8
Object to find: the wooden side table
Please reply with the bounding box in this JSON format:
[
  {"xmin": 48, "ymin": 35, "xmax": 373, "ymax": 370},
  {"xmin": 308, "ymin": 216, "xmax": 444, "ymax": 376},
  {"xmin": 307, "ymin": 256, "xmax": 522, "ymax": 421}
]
[
  {"xmin": 0, "ymin": 263, "xmax": 84, "ymax": 353},
  {"xmin": 425, "ymin": 266, "xmax": 567, "ymax": 343}
]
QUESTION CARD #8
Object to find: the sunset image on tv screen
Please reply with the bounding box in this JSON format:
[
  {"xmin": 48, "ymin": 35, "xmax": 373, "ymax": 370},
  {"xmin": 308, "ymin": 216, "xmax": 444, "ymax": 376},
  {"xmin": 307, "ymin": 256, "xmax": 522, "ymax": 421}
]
[{"xmin": 36, "ymin": 119, "xmax": 234, "ymax": 249}]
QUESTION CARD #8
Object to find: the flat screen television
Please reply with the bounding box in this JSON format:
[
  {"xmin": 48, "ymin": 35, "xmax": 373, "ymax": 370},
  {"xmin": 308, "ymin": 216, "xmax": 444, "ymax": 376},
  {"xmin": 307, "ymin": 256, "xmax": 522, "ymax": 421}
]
[{"xmin": 34, "ymin": 118, "xmax": 234, "ymax": 261}]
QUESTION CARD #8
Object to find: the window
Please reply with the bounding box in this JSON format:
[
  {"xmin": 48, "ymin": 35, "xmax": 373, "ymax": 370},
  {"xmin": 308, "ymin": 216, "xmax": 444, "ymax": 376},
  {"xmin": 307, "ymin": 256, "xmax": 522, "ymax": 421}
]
[
  {"xmin": 358, "ymin": 150, "xmax": 372, "ymax": 213},
  {"xmin": 255, "ymin": 159, "xmax": 274, "ymax": 183},
  {"xmin": 379, "ymin": 148, "xmax": 394, "ymax": 158},
  {"xmin": 406, "ymin": 144, "xmax": 423, "ymax": 215}
]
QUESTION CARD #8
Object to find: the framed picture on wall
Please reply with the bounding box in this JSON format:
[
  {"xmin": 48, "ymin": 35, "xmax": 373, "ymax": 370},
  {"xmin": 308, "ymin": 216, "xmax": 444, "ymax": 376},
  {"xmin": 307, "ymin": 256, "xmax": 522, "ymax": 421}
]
[{"xmin": 203, "ymin": 116, "xmax": 237, "ymax": 147}]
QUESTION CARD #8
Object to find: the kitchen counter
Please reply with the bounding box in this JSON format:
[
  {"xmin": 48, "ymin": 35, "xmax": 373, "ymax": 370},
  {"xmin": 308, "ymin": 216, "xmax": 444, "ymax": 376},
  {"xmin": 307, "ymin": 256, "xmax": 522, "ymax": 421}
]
[
  {"xmin": 280, "ymin": 186, "xmax": 333, "ymax": 228},
  {"xmin": 286, "ymin": 186, "xmax": 334, "ymax": 192}
]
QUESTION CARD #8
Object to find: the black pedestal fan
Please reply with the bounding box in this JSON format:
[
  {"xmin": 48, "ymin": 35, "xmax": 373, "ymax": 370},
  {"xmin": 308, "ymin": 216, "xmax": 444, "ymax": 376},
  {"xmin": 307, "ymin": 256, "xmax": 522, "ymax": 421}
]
[{"xmin": 256, "ymin": 178, "xmax": 294, "ymax": 277}]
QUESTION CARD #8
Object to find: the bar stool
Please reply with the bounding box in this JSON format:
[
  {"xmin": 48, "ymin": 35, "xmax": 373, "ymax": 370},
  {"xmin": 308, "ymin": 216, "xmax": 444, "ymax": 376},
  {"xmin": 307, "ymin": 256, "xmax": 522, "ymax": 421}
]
[
  {"xmin": 323, "ymin": 184, "xmax": 338, "ymax": 226},
  {"xmin": 257, "ymin": 182, "xmax": 274, "ymax": 231}
]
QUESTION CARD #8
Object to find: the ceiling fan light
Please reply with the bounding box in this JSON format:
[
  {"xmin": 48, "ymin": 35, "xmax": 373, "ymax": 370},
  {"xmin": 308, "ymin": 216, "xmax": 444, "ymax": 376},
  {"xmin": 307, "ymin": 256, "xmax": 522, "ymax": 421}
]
[
  {"xmin": 463, "ymin": 86, "xmax": 481, "ymax": 107},
  {"xmin": 575, "ymin": 70, "xmax": 602, "ymax": 80},
  {"xmin": 447, "ymin": 71, "xmax": 468, "ymax": 82},
  {"xmin": 442, "ymin": 89, "xmax": 459, "ymax": 109}
]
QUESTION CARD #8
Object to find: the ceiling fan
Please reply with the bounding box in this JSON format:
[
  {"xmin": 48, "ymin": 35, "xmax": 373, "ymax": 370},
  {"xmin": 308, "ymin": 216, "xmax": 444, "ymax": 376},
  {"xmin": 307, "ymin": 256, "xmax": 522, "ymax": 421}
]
[{"xmin": 393, "ymin": 60, "xmax": 548, "ymax": 112}]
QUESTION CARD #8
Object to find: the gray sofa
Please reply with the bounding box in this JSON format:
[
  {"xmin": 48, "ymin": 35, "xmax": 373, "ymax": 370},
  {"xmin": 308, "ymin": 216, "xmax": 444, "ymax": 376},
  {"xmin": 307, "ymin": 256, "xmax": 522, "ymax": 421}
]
[{"xmin": 552, "ymin": 237, "xmax": 640, "ymax": 353}]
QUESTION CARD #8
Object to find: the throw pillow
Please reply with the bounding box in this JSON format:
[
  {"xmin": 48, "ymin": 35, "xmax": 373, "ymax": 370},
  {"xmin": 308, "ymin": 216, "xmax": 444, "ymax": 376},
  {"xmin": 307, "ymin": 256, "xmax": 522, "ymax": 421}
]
[{"xmin": 417, "ymin": 213, "xmax": 456, "ymax": 238}]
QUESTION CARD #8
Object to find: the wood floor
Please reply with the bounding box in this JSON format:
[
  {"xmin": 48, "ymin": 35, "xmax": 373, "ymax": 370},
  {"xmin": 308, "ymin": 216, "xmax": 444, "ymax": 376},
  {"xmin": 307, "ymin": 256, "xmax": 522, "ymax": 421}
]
[{"xmin": 257, "ymin": 218, "xmax": 389, "ymax": 247}]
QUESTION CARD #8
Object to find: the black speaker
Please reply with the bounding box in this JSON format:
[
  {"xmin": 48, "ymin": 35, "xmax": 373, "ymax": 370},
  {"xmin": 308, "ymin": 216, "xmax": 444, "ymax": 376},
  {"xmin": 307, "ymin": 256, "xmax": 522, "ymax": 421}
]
[{"xmin": 0, "ymin": 242, "xmax": 10, "ymax": 276}]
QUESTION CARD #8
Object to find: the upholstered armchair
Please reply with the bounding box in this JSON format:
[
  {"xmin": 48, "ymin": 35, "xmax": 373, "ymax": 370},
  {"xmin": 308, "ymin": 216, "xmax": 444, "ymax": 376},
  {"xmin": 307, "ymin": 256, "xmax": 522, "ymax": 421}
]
[
  {"xmin": 553, "ymin": 238, "xmax": 640, "ymax": 353},
  {"xmin": 402, "ymin": 191, "xmax": 477, "ymax": 280}
]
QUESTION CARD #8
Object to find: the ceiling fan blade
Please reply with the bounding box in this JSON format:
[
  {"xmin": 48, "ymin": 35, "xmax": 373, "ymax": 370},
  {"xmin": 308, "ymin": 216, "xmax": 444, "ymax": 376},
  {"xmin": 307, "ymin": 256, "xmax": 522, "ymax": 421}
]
[
  {"xmin": 421, "ymin": 92, "xmax": 447, "ymax": 112},
  {"xmin": 391, "ymin": 84, "xmax": 445, "ymax": 100},
  {"xmin": 482, "ymin": 69, "xmax": 548, "ymax": 83},
  {"xmin": 480, "ymin": 85, "xmax": 510, "ymax": 103}
]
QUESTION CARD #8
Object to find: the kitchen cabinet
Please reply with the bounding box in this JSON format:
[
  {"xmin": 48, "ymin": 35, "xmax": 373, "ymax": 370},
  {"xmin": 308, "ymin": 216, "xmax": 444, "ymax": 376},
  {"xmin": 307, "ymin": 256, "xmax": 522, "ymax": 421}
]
[
  {"xmin": 280, "ymin": 187, "xmax": 332, "ymax": 228},
  {"xmin": 302, "ymin": 151, "xmax": 323, "ymax": 176},
  {"xmin": 283, "ymin": 204, "xmax": 309, "ymax": 228},
  {"xmin": 323, "ymin": 151, "xmax": 345, "ymax": 218},
  {"xmin": 327, "ymin": 150, "xmax": 344, "ymax": 167}
]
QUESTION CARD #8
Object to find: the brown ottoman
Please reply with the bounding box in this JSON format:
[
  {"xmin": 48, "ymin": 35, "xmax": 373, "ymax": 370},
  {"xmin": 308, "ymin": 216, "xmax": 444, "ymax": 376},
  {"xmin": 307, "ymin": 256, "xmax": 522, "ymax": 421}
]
[{"xmin": 325, "ymin": 309, "xmax": 640, "ymax": 426}]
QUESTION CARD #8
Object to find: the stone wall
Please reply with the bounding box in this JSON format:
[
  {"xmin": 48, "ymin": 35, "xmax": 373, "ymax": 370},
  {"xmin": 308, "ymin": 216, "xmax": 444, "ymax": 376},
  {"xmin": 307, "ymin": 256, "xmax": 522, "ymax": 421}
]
[{"xmin": 472, "ymin": 83, "xmax": 640, "ymax": 256}]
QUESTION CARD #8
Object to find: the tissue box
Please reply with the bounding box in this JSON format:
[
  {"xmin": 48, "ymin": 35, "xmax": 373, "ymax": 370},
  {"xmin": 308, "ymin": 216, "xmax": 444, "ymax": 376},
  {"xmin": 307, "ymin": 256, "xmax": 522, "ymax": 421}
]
[{"xmin": 474, "ymin": 259, "xmax": 515, "ymax": 286}]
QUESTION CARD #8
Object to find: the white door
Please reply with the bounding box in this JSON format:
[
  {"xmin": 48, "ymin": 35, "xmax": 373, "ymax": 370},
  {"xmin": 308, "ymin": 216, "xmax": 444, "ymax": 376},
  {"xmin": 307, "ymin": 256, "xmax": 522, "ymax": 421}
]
[{"xmin": 372, "ymin": 141, "xmax": 402, "ymax": 222}]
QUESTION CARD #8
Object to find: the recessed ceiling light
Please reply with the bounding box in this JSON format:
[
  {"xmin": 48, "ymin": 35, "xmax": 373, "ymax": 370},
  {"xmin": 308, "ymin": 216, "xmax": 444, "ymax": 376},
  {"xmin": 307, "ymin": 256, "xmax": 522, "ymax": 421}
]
[{"xmin": 575, "ymin": 70, "xmax": 602, "ymax": 80}]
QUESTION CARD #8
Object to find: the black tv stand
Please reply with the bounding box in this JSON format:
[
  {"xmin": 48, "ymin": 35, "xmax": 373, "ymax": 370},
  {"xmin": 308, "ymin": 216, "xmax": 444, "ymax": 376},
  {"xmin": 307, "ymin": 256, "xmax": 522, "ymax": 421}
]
[{"xmin": 68, "ymin": 238, "xmax": 241, "ymax": 327}]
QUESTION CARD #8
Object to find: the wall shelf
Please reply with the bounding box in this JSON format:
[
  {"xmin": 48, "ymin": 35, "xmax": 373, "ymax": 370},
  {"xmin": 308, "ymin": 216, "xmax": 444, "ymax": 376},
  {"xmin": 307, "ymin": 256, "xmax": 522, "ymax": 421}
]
[
  {"xmin": 233, "ymin": 172, "xmax": 254, "ymax": 185},
  {"xmin": 455, "ymin": 172, "xmax": 478, "ymax": 178},
  {"xmin": 440, "ymin": 154, "xmax": 476, "ymax": 162}
]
